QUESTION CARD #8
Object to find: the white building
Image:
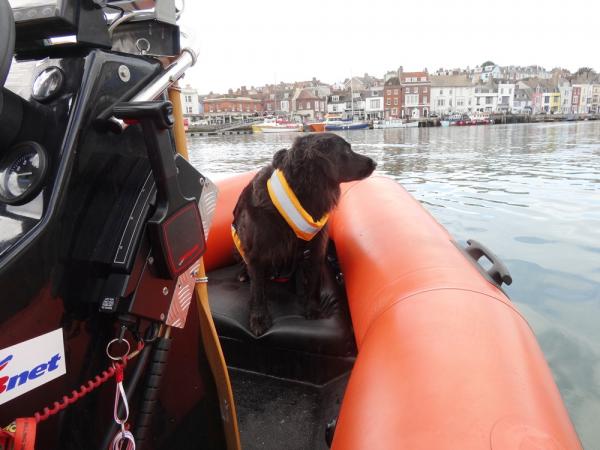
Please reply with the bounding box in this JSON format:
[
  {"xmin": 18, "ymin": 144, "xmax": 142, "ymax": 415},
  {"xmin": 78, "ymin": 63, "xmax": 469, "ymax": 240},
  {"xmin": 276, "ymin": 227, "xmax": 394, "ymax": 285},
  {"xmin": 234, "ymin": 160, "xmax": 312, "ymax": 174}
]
[
  {"xmin": 473, "ymin": 82, "xmax": 498, "ymax": 113},
  {"xmin": 574, "ymin": 84, "xmax": 594, "ymax": 114},
  {"xmin": 496, "ymin": 83, "xmax": 515, "ymax": 112},
  {"xmin": 181, "ymin": 85, "xmax": 202, "ymax": 115},
  {"xmin": 364, "ymin": 86, "xmax": 384, "ymax": 119},
  {"xmin": 558, "ymin": 81, "xmax": 573, "ymax": 114},
  {"xmin": 472, "ymin": 65, "xmax": 502, "ymax": 82},
  {"xmin": 429, "ymin": 75, "xmax": 475, "ymax": 115}
]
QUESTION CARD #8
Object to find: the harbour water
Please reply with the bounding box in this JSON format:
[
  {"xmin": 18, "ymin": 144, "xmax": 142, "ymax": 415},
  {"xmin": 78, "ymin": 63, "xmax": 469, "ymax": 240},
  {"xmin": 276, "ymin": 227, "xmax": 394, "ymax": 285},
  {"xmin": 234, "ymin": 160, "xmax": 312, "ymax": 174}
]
[{"xmin": 188, "ymin": 122, "xmax": 600, "ymax": 448}]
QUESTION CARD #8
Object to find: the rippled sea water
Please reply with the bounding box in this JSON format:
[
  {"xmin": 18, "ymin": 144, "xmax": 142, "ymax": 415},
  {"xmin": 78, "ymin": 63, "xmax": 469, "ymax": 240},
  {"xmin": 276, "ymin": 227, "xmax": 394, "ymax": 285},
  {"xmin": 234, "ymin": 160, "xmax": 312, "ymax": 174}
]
[{"xmin": 188, "ymin": 122, "xmax": 600, "ymax": 448}]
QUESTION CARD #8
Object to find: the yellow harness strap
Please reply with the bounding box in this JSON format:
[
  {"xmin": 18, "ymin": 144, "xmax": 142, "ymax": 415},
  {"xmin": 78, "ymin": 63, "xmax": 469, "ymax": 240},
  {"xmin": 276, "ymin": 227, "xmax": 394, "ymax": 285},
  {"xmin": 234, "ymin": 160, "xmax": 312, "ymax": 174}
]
[
  {"xmin": 266, "ymin": 169, "xmax": 328, "ymax": 241},
  {"xmin": 231, "ymin": 225, "xmax": 247, "ymax": 263}
]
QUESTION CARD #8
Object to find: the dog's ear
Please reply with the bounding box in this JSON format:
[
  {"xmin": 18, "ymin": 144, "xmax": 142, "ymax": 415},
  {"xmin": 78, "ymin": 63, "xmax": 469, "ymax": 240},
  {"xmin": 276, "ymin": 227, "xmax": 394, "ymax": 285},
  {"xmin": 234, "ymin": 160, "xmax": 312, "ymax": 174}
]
[{"xmin": 272, "ymin": 148, "xmax": 288, "ymax": 169}]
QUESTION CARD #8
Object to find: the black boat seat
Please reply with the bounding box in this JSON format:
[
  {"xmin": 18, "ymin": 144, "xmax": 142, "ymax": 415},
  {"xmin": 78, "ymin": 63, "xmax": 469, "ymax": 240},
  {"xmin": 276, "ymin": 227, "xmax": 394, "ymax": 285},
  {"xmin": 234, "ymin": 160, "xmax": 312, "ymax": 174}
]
[{"xmin": 208, "ymin": 263, "xmax": 356, "ymax": 358}]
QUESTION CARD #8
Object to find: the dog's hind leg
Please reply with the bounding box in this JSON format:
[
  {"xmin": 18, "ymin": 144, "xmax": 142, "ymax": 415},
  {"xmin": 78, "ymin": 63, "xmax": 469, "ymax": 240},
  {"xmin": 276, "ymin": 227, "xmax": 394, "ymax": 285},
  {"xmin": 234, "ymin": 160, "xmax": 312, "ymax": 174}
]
[{"xmin": 248, "ymin": 264, "xmax": 272, "ymax": 336}]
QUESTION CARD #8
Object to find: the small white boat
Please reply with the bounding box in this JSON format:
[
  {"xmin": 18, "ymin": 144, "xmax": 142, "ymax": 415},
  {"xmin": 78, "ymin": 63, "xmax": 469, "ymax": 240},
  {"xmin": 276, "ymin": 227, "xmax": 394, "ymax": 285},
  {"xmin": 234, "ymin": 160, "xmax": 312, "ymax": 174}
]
[
  {"xmin": 252, "ymin": 117, "xmax": 303, "ymax": 133},
  {"xmin": 373, "ymin": 119, "xmax": 419, "ymax": 129}
]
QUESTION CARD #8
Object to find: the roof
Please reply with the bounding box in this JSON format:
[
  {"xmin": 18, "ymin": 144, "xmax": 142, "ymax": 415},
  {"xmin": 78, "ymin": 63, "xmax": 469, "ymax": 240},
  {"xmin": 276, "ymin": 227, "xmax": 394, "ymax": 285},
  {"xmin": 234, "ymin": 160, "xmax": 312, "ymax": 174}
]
[
  {"xmin": 203, "ymin": 96, "xmax": 261, "ymax": 103},
  {"xmin": 430, "ymin": 75, "xmax": 472, "ymax": 87},
  {"xmin": 296, "ymin": 89, "xmax": 321, "ymax": 100},
  {"xmin": 384, "ymin": 77, "xmax": 400, "ymax": 86}
]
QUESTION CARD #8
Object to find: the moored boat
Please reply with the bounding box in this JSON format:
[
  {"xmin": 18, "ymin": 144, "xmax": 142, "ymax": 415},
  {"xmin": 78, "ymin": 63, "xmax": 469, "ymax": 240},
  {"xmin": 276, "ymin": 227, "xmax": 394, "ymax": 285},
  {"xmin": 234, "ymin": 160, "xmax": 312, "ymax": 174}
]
[
  {"xmin": 307, "ymin": 122, "xmax": 326, "ymax": 132},
  {"xmin": 202, "ymin": 172, "xmax": 582, "ymax": 450},
  {"xmin": 324, "ymin": 118, "xmax": 369, "ymax": 131},
  {"xmin": 373, "ymin": 118, "xmax": 419, "ymax": 129},
  {"xmin": 0, "ymin": 0, "xmax": 583, "ymax": 448},
  {"xmin": 252, "ymin": 117, "xmax": 303, "ymax": 133}
]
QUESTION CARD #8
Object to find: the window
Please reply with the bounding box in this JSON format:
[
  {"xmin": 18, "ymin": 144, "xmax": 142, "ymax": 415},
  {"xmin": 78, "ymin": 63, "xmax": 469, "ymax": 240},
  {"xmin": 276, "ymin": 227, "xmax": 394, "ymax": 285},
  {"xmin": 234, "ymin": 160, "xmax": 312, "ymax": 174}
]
[
  {"xmin": 332, "ymin": 105, "xmax": 337, "ymax": 112},
  {"xmin": 449, "ymin": 89, "xmax": 453, "ymax": 95},
  {"xmin": 386, "ymin": 90, "xmax": 391, "ymax": 95},
  {"xmin": 420, "ymin": 77, "xmax": 426, "ymax": 82},
  {"xmin": 370, "ymin": 99, "xmax": 380, "ymax": 109},
  {"xmin": 281, "ymin": 100, "xmax": 289, "ymax": 111},
  {"xmin": 267, "ymin": 104, "xmax": 273, "ymax": 111},
  {"xmin": 440, "ymin": 89, "xmax": 443, "ymax": 94},
  {"xmin": 394, "ymin": 98, "xmax": 398, "ymax": 105},
  {"xmin": 423, "ymin": 87, "xmax": 428, "ymax": 93},
  {"xmin": 449, "ymin": 99, "xmax": 452, "ymax": 106},
  {"xmin": 332, "ymin": 95, "xmax": 339, "ymax": 102},
  {"xmin": 394, "ymin": 89, "xmax": 398, "ymax": 95},
  {"xmin": 391, "ymin": 108, "xmax": 397, "ymax": 115},
  {"xmin": 457, "ymin": 99, "xmax": 464, "ymax": 106},
  {"xmin": 405, "ymin": 87, "xmax": 410, "ymax": 93},
  {"xmin": 386, "ymin": 98, "xmax": 391, "ymax": 106},
  {"xmin": 437, "ymin": 99, "xmax": 445, "ymax": 106},
  {"xmin": 486, "ymin": 97, "xmax": 493, "ymax": 105},
  {"xmin": 185, "ymin": 95, "xmax": 192, "ymax": 102},
  {"xmin": 209, "ymin": 106, "xmax": 214, "ymax": 112},
  {"xmin": 306, "ymin": 102, "xmax": 311, "ymax": 109},
  {"xmin": 423, "ymin": 96, "xmax": 428, "ymax": 104},
  {"xmin": 500, "ymin": 88, "xmax": 504, "ymax": 94},
  {"xmin": 405, "ymin": 94, "xmax": 418, "ymax": 106}
]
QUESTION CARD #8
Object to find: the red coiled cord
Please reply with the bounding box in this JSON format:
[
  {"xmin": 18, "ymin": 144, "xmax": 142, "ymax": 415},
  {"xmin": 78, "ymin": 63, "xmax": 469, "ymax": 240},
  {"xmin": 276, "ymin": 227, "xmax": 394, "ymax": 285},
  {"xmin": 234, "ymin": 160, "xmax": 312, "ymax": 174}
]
[{"xmin": 33, "ymin": 340, "xmax": 144, "ymax": 423}]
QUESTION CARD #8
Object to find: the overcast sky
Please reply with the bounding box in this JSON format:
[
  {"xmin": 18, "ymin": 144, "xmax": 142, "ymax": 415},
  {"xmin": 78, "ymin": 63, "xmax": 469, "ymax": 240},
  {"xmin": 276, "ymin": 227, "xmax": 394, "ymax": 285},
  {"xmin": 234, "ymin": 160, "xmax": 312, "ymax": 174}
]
[{"xmin": 180, "ymin": 0, "xmax": 599, "ymax": 94}]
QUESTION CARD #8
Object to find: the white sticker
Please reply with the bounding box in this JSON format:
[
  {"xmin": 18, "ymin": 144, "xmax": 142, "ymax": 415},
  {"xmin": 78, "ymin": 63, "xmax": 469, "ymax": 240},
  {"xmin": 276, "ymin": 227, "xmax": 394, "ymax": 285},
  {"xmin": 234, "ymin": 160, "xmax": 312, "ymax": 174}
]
[{"xmin": 0, "ymin": 329, "xmax": 66, "ymax": 406}]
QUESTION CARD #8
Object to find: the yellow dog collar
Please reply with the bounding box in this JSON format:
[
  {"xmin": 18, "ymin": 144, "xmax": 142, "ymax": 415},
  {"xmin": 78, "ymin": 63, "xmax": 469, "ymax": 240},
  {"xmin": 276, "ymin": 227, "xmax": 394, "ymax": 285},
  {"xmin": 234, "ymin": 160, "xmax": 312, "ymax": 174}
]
[{"xmin": 266, "ymin": 169, "xmax": 328, "ymax": 241}]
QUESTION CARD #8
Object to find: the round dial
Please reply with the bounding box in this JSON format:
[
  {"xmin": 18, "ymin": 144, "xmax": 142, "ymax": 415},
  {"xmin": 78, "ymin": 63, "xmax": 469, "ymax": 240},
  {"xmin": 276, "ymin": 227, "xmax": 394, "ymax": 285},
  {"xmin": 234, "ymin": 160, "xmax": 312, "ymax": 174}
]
[{"xmin": 0, "ymin": 141, "xmax": 48, "ymax": 205}]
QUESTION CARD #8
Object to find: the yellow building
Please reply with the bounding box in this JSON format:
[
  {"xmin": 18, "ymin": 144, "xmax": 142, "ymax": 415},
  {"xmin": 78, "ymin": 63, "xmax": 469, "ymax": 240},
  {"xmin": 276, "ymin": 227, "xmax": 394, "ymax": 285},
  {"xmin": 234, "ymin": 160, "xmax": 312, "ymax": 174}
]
[{"xmin": 549, "ymin": 92, "xmax": 561, "ymax": 113}]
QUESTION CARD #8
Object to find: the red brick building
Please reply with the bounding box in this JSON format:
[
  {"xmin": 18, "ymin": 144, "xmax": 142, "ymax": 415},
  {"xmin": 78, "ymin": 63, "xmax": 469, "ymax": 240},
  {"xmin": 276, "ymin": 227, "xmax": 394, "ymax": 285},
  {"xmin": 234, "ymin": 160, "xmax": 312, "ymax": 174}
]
[
  {"xmin": 399, "ymin": 71, "xmax": 431, "ymax": 118},
  {"xmin": 383, "ymin": 77, "xmax": 402, "ymax": 118},
  {"xmin": 202, "ymin": 97, "xmax": 263, "ymax": 124},
  {"xmin": 294, "ymin": 88, "xmax": 326, "ymax": 120}
]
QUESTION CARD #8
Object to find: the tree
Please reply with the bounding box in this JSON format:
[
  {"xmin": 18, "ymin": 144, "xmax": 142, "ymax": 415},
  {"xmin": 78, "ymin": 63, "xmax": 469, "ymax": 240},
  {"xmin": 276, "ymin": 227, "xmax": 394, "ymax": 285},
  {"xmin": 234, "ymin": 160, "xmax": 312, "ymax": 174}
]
[
  {"xmin": 481, "ymin": 61, "xmax": 495, "ymax": 68},
  {"xmin": 575, "ymin": 67, "xmax": 595, "ymax": 76}
]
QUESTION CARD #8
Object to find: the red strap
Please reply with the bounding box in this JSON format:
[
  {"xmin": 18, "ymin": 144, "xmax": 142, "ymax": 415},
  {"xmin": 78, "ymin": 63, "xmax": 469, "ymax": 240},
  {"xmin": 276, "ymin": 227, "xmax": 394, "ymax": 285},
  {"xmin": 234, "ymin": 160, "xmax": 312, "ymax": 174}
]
[
  {"xmin": 115, "ymin": 364, "xmax": 124, "ymax": 383},
  {"xmin": 10, "ymin": 418, "xmax": 36, "ymax": 450}
]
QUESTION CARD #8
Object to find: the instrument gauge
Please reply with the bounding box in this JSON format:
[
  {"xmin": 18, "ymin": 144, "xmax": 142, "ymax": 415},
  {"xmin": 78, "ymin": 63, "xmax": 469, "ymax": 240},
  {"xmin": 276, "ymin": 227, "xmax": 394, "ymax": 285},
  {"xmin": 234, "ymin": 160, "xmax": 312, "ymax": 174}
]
[{"xmin": 0, "ymin": 141, "xmax": 48, "ymax": 205}]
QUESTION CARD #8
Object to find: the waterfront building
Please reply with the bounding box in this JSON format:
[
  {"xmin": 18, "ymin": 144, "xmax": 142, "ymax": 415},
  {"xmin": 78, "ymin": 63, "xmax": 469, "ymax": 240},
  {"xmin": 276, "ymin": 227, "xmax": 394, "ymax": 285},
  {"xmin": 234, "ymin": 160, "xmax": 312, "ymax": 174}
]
[
  {"xmin": 517, "ymin": 79, "xmax": 560, "ymax": 114},
  {"xmin": 202, "ymin": 96, "xmax": 263, "ymax": 124},
  {"xmin": 473, "ymin": 81, "xmax": 498, "ymax": 113},
  {"xmin": 429, "ymin": 75, "xmax": 474, "ymax": 115},
  {"xmin": 293, "ymin": 88, "xmax": 326, "ymax": 120},
  {"xmin": 558, "ymin": 80, "xmax": 573, "ymax": 114},
  {"xmin": 327, "ymin": 91, "xmax": 347, "ymax": 116},
  {"xmin": 571, "ymin": 86, "xmax": 581, "ymax": 114},
  {"xmin": 496, "ymin": 83, "xmax": 516, "ymax": 113},
  {"xmin": 399, "ymin": 70, "xmax": 431, "ymax": 118},
  {"xmin": 512, "ymin": 85, "xmax": 533, "ymax": 114},
  {"xmin": 592, "ymin": 84, "xmax": 600, "ymax": 114},
  {"xmin": 182, "ymin": 84, "xmax": 202, "ymax": 115},
  {"xmin": 573, "ymin": 84, "xmax": 594, "ymax": 114},
  {"xmin": 263, "ymin": 90, "xmax": 294, "ymax": 116},
  {"xmin": 364, "ymin": 86, "xmax": 384, "ymax": 120},
  {"xmin": 383, "ymin": 77, "xmax": 402, "ymax": 118}
]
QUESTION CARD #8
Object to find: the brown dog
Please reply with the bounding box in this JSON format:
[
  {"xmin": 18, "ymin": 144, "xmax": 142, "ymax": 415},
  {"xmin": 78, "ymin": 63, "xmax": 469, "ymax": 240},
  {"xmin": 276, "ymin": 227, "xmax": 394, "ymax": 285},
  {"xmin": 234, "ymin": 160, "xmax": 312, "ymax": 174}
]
[{"xmin": 232, "ymin": 133, "xmax": 376, "ymax": 336}]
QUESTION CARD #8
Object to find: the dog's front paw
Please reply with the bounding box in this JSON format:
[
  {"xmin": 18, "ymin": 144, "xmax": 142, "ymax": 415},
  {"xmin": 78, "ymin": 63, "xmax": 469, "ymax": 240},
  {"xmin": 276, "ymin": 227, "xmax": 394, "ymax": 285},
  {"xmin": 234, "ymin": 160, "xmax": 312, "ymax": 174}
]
[{"xmin": 249, "ymin": 310, "xmax": 273, "ymax": 336}]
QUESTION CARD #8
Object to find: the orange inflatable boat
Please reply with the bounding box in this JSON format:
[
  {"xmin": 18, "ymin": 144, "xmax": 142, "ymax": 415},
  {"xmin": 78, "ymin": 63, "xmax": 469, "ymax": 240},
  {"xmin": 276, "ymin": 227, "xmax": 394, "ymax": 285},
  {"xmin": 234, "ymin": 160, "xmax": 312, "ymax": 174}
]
[{"xmin": 203, "ymin": 172, "xmax": 582, "ymax": 450}]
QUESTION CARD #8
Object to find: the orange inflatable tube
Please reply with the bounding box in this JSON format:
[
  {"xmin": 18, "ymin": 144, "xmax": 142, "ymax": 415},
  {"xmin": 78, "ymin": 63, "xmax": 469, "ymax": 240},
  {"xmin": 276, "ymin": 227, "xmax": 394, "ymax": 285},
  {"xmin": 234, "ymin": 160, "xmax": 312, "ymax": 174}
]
[{"xmin": 204, "ymin": 173, "xmax": 582, "ymax": 449}]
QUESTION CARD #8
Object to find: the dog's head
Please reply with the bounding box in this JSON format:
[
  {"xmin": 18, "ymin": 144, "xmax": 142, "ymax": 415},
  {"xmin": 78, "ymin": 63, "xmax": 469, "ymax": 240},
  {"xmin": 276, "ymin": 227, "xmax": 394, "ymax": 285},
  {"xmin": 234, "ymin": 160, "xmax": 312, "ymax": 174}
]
[{"xmin": 274, "ymin": 133, "xmax": 376, "ymax": 184}]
